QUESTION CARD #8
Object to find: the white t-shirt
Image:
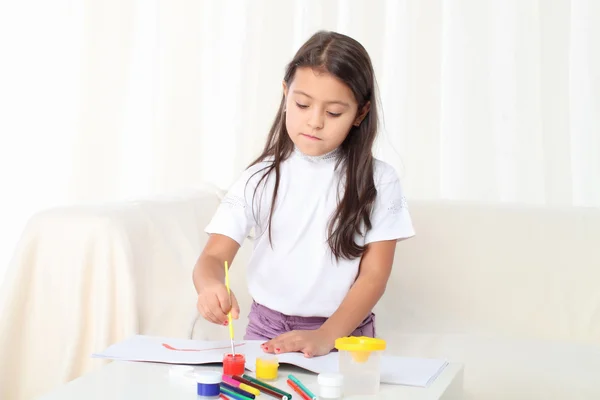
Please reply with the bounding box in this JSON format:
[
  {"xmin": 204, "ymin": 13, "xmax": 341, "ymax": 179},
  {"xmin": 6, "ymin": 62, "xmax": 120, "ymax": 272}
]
[{"xmin": 204, "ymin": 146, "xmax": 415, "ymax": 317}]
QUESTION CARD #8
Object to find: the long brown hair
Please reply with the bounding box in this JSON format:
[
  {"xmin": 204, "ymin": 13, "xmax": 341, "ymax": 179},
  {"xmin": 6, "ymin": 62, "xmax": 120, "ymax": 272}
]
[{"xmin": 248, "ymin": 30, "xmax": 378, "ymax": 261}]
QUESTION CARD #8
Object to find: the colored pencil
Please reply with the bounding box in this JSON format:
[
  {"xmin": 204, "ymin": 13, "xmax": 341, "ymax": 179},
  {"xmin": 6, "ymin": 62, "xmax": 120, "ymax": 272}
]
[
  {"xmin": 288, "ymin": 374, "xmax": 317, "ymax": 400},
  {"xmin": 242, "ymin": 374, "xmax": 293, "ymax": 399},
  {"xmin": 286, "ymin": 379, "xmax": 311, "ymax": 400},
  {"xmin": 231, "ymin": 375, "xmax": 288, "ymax": 400},
  {"xmin": 220, "ymin": 386, "xmax": 253, "ymax": 400},
  {"xmin": 220, "ymin": 382, "xmax": 256, "ymax": 399},
  {"xmin": 219, "ymin": 395, "xmax": 229, "ymax": 400}
]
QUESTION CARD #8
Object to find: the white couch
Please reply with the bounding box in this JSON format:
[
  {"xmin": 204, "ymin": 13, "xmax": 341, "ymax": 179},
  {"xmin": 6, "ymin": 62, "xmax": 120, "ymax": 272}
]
[{"xmin": 1, "ymin": 184, "xmax": 599, "ymax": 400}]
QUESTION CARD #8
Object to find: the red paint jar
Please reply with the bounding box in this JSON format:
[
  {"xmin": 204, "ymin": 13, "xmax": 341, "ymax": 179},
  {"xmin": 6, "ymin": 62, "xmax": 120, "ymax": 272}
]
[{"xmin": 222, "ymin": 353, "xmax": 245, "ymax": 376}]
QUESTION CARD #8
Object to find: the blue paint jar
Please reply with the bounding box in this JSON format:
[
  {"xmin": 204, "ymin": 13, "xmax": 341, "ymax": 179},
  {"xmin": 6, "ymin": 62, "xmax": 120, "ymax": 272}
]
[{"xmin": 195, "ymin": 371, "xmax": 222, "ymax": 399}]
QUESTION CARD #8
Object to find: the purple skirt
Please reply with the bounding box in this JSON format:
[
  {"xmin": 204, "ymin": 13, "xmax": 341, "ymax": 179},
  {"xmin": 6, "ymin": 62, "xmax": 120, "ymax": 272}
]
[{"xmin": 244, "ymin": 301, "xmax": 377, "ymax": 340}]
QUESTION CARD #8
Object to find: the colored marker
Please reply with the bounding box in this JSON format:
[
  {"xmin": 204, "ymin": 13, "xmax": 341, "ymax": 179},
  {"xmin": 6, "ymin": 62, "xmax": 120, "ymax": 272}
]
[
  {"xmin": 220, "ymin": 386, "xmax": 253, "ymax": 400},
  {"xmin": 220, "ymin": 382, "xmax": 256, "ymax": 399},
  {"xmin": 219, "ymin": 395, "xmax": 228, "ymax": 400},
  {"xmin": 242, "ymin": 374, "xmax": 293, "ymax": 399},
  {"xmin": 222, "ymin": 374, "xmax": 240, "ymax": 387},
  {"xmin": 288, "ymin": 374, "xmax": 317, "ymax": 400},
  {"xmin": 239, "ymin": 383, "xmax": 260, "ymax": 396},
  {"xmin": 287, "ymin": 379, "xmax": 311, "ymax": 400},
  {"xmin": 222, "ymin": 376, "xmax": 260, "ymax": 397},
  {"xmin": 231, "ymin": 375, "xmax": 288, "ymax": 400}
]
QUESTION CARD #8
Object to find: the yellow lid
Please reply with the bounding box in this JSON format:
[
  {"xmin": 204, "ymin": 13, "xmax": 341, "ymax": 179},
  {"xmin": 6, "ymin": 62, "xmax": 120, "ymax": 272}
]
[{"xmin": 335, "ymin": 336, "xmax": 386, "ymax": 352}]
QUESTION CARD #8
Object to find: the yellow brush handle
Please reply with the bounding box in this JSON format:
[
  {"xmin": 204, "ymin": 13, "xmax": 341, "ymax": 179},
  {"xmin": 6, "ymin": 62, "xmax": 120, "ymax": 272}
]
[
  {"xmin": 224, "ymin": 261, "xmax": 234, "ymax": 340},
  {"xmin": 228, "ymin": 314, "xmax": 234, "ymax": 338}
]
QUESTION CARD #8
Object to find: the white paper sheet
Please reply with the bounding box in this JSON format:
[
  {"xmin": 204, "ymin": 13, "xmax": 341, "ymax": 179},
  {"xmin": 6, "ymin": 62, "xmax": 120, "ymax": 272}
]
[{"xmin": 92, "ymin": 335, "xmax": 448, "ymax": 387}]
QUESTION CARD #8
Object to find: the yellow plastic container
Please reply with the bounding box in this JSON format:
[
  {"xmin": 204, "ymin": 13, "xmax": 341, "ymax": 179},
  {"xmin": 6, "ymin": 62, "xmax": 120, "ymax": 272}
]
[
  {"xmin": 335, "ymin": 336, "xmax": 386, "ymax": 396},
  {"xmin": 255, "ymin": 355, "xmax": 279, "ymax": 381}
]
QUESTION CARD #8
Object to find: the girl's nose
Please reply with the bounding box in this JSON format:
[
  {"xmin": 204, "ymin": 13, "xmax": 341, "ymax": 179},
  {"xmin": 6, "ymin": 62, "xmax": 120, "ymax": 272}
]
[{"xmin": 307, "ymin": 110, "xmax": 324, "ymax": 130}]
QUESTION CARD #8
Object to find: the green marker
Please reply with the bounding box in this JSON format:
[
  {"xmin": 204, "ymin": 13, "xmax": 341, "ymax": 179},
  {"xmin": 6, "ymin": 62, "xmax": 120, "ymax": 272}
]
[
  {"xmin": 288, "ymin": 374, "xmax": 317, "ymax": 400},
  {"xmin": 242, "ymin": 374, "xmax": 293, "ymax": 399},
  {"xmin": 221, "ymin": 386, "xmax": 254, "ymax": 400}
]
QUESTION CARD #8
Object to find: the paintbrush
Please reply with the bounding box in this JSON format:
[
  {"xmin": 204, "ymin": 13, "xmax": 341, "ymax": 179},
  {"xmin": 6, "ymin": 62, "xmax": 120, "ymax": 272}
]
[{"xmin": 224, "ymin": 260, "xmax": 235, "ymax": 355}]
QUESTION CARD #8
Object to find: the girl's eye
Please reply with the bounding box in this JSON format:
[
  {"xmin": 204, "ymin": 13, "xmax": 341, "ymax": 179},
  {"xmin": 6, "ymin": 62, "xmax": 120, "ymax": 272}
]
[{"xmin": 294, "ymin": 102, "xmax": 341, "ymax": 117}]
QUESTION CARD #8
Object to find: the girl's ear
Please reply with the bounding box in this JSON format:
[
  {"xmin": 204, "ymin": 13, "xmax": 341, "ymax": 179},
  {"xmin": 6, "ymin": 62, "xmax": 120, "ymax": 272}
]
[
  {"xmin": 282, "ymin": 81, "xmax": 289, "ymax": 112},
  {"xmin": 282, "ymin": 81, "xmax": 289, "ymax": 98},
  {"xmin": 353, "ymin": 101, "xmax": 371, "ymax": 126}
]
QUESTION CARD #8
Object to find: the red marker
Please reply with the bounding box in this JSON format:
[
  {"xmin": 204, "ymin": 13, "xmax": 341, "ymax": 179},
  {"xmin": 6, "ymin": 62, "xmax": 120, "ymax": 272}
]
[{"xmin": 286, "ymin": 379, "xmax": 311, "ymax": 400}]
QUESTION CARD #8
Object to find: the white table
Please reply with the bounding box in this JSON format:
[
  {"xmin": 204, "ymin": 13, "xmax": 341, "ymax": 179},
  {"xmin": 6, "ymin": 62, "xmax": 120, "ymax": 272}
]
[{"xmin": 37, "ymin": 361, "xmax": 464, "ymax": 400}]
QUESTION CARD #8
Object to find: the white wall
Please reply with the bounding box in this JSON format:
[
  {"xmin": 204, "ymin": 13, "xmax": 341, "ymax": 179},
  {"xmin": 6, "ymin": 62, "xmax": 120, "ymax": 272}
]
[{"xmin": 1, "ymin": 0, "xmax": 599, "ymax": 283}]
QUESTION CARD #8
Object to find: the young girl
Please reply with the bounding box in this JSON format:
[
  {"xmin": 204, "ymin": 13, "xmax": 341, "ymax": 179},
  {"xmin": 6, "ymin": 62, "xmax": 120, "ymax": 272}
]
[{"xmin": 193, "ymin": 30, "xmax": 414, "ymax": 358}]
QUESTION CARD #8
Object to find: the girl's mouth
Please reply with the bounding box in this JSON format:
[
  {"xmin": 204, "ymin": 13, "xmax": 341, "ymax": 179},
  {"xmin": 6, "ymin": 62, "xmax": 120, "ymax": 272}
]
[{"xmin": 300, "ymin": 133, "xmax": 321, "ymax": 140}]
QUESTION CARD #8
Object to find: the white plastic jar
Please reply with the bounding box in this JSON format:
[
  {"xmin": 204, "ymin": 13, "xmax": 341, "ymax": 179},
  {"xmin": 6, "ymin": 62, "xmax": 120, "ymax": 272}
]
[
  {"xmin": 334, "ymin": 336, "xmax": 386, "ymax": 397},
  {"xmin": 317, "ymin": 372, "xmax": 344, "ymax": 399},
  {"xmin": 195, "ymin": 370, "xmax": 222, "ymax": 399}
]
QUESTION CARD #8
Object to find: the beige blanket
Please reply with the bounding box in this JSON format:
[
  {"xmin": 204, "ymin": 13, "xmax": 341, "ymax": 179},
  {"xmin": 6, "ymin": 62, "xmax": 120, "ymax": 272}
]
[{"xmin": 0, "ymin": 189, "xmax": 220, "ymax": 400}]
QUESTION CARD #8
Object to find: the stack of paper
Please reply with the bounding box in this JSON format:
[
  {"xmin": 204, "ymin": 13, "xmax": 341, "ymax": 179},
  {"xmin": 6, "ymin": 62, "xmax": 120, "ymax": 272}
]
[{"xmin": 92, "ymin": 335, "xmax": 448, "ymax": 387}]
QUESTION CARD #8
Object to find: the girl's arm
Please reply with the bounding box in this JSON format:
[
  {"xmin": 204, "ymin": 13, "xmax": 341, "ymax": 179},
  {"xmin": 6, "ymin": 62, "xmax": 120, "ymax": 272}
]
[
  {"xmin": 319, "ymin": 239, "xmax": 397, "ymax": 340},
  {"xmin": 262, "ymin": 239, "xmax": 398, "ymax": 356},
  {"xmin": 193, "ymin": 234, "xmax": 241, "ymax": 322},
  {"xmin": 321, "ymin": 175, "xmax": 412, "ymax": 339},
  {"xmin": 193, "ymin": 234, "xmax": 240, "ymax": 290}
]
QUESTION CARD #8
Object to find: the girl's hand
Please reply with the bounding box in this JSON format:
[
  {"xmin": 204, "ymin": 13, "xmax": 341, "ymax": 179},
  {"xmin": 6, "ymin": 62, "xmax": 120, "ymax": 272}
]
[
  {"xmin": 196, "ymin": 279, "xmax": 240, "ymax": 325},
  {"xmin": 261, "ymin": 329, "xmax": 336, "ymax": 358}
]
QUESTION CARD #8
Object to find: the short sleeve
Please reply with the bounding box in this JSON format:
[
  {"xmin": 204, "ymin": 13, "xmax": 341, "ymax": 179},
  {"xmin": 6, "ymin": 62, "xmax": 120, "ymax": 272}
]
[
  {"xmin": 204, "ymin": 169, "xmax": 257, "ymax": 246},
  {"xmin": 364, "ymin": 168, "xmax": 415, "ymax": 244}
]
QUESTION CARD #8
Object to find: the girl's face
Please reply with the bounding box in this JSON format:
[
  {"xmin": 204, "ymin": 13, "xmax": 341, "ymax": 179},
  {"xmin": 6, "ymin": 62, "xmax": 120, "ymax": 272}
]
[{"xmin": 283, "ymin": 67, "xmax": 369, "ymax": 157}]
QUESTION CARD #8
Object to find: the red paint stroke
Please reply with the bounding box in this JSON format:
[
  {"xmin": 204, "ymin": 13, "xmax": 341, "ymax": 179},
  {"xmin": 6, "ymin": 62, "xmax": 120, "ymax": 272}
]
[{"xmin": 162, "ymin": 342, "xmax": 246, "ymax": 352}]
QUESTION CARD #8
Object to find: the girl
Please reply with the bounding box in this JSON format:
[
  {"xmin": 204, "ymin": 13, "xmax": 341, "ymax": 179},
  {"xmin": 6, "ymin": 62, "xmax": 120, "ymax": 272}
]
[{"xmin": 193, "ymin": 30, "xmax": 414, "ymax": 358}]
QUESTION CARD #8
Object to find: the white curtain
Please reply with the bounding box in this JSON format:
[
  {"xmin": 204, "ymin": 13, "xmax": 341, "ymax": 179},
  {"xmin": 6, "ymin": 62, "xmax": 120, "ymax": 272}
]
[{"xmin": 1, "ymin": 0, "xmax": 599, "ymax": 282}]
